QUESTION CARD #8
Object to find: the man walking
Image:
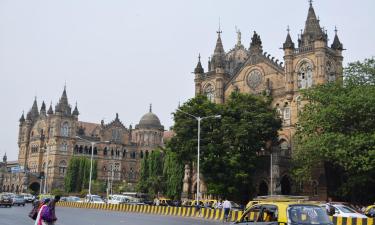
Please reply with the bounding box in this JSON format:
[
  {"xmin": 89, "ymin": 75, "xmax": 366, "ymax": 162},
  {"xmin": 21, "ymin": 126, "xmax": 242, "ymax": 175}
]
[{"xmin": 222, "ymin": 198, "xmax": 232, "ymax": 222}]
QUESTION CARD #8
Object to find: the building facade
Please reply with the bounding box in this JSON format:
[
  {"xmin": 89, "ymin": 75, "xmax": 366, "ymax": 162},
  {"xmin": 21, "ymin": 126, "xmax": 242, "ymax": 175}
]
[
  {"xmin": 184, "ymin": 2, "xmax": 344, "ymax": 200},
  {"xmin": 8, "ymin": 87, "xmax": 165, "ymax": 193}
]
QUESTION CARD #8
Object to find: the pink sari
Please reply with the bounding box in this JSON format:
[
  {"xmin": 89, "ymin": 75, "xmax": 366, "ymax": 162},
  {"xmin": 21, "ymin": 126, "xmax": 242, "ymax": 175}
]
[{"xmin": 34, "ymin": 205, "xmax": 47, "ymax": 225}]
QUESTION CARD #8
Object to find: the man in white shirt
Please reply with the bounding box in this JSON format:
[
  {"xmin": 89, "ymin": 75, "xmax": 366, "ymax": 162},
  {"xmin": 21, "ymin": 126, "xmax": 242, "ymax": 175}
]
[{"xmin": 222, "ymin": 199, "xmax": 232, "ymax": 222}]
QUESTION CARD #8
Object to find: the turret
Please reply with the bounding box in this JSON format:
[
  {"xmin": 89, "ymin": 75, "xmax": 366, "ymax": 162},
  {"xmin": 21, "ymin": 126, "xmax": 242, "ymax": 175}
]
[
  {"xmin": 249, "ymin": 31, "xmax": 263, "ymax": 54},
  {"xmin": 210, "ymin": 29, "xmax": 226, "ymax": 71},
  {"xmin": 283, "ymin": 27, "xmax": 295, "ymax": 99},
  {"xmin": 331, "ymin": 27, "xmax": 343, "ymax": 51},
  {"xmin": 29, "ymin": 98, "xmax": 39, "ymax": 120},
  {"xmin": 298, "ymin": 1, "xmax": 327, "ymax": 48},
  {"xmin": 2, "ymin": 153, "xmax": 7, "ymax": 163},
  {"xmin": 72, "ymin": 102, "xmax": 80, "ymax": 117},
  {"xmin": 55, "ymin": 86, "xmax": 72, "ymax": 116},
  {"xmin": 47, "ymin": 102, "xmax": 54, "ymax": 115},
  {"xmin": 40, "ymin": 101, "xmax": 46, "ymax": 116},
  {"xmin": 194, "ymin": 54, "xmax": 204, "ymax": 95},
  {"xmin": 19, "ymin": 112, "xmax": 25, "ymax": 123}
]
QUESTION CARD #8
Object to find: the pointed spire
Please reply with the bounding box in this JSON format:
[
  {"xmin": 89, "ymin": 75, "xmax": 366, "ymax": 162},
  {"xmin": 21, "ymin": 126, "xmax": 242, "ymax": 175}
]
[
  {"xmin": 300, "ymin": 1, "xmax": 326, "ymax": 46},
  {"xmin": 283, "ymin": 26, "xmax": 295, "ymax": 49},
  {"xmin": 149, "ymin": 104, "xmax": 152, "ymax": 113},
  {"xmin": 47, "ymin": 102, "xmax": 54, "ymax": 115},
  {"xmin": 19, "ymin": 111, "xmax": 25, "ymax": 123},
  {"xmin": 214, "ymin": 28, "xmax": 224, "ymax": 54},
  {"xmin": 55, "ymin": 85, "xmax": 71, "ymax": 115},
  {"xmin": 72, "ymin": 102, "xmax": 79, "ymax": 116},
  {"xmin": 29, "ymin": 97, "xmax": 39, "ymax": 119},
  {"xmin": 331, "ymin": 26, "xmax": 343, "ymax": 50},
  {"xmin": 194, "ymin": 54, "xmax": 204, "ymax": 74},
  {"xmin": 40, "ymin": 101, "xmax": 46, "ymax": 115}
]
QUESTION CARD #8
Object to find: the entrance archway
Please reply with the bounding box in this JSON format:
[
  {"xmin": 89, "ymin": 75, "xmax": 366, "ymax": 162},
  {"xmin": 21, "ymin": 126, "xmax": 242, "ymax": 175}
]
[
  {"xmin": 281, "ymin": 175, "xmax": 291, "ymax": 195},
  {"xmin": 258, "ymin": 180, "xmax": 268, "ymax": 196},
  {"xmin": 29, "ymin": 182, "xmax": 40, "ymax": 194}
]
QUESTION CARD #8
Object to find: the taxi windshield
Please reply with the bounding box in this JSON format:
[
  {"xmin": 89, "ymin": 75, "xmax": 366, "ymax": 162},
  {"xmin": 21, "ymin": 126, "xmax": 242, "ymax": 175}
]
[{"xmin": 288, "ymin": 205, "xmax": 331, "ymax": 225}]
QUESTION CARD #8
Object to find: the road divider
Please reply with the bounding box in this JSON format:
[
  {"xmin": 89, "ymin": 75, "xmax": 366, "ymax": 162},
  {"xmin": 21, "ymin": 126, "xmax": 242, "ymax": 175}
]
[{"xmin": 56, "ymin": 202, "xmax": 374, "ymax": 225}]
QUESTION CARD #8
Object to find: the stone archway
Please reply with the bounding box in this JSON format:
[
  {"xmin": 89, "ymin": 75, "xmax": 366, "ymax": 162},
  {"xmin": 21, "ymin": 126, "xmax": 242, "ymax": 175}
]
[
  {"xmin": 29, "ymin": 182, "xmax": 40, "ymax": 194},
  {"xmin": 281, "ymin": 175, "xmax": 291, "ymax": 195},
  {"xmin": 258, "ymin": 180, "xmax": 269, "ymax": 196}
]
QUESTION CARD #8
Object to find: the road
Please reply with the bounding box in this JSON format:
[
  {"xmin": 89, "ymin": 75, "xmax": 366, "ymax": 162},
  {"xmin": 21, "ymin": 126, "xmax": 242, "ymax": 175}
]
[{"xmin": 0, "ymin": 204, "xmax": 224, "ymax": 225}]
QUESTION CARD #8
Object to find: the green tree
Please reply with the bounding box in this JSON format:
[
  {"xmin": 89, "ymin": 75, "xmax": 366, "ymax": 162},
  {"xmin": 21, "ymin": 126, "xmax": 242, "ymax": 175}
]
[
  {"xmin": 163, "ymin": 147, "xmax": 184, "ymax": 200},
  {"xmin": 147, "ymin": 150, "xmax": 164, "ymax": 197},
  {"xmin": 170, "ymin": 93, "xmax": 281, "ymax": 202},
  {"xmin": 293, "ymin": 58, "xmax": 375, "ymax": 204},
  {"xmin": 136, "ymin": 154, "xmax": 149, "ymax": 193},
  {"xmin": 64, "ymin": 156, "xmax": 98, "ymax": 193}
]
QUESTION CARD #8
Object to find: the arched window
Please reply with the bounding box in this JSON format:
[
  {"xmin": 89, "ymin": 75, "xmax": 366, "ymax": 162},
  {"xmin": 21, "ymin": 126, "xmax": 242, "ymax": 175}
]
[
  {"xmin": 59, "ymin": 160, "xmax": 67, "ymax": 175},
  {"xmin": 94, "ymin": 147, "xmax": 97, "ymax": 155},
  {"xmin": 61, "ymin": 122, "xmax": 69, "ymax": 137},
  {"xmin": 60, "ymin": 142, "xmax": 68, "ymax": 151},
  {"xmin": 104, "ymin": 147, "xmax": 108, "ymax": 156},
  {"xmin": 297, "ymin": 62, "xmax": 313, "ymax": 89},
  {"xmin": 279, "ymin": 139, "xmax": 290, "ymax": 156},
  {"xmin": 204, "ymin": 84, "xmax": 215, "ymax": 102},
  {"xmin": 140, "ymin": 151, "xmax": 144, "ymax": 158}
]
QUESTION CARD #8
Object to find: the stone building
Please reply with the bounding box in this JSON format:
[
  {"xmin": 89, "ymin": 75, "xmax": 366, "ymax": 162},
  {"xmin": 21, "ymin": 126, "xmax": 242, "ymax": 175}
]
[
  {"xmin": 183, "ymin": 2, "xmax": 343, "ymax": 200},
  {"xmin": 10, "ymin": 87, "xmax": 165, "ymax": 193}
]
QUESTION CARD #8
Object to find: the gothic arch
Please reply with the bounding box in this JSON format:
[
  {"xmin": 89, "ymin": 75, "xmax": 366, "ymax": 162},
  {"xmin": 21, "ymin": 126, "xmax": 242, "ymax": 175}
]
[
  {"xmin": 203, "ymin": 82, "xmax": 215, "ymax": 102},
  {"xmin": 280, "ymin": 175, "xmax": 292, "ymax": 195}
]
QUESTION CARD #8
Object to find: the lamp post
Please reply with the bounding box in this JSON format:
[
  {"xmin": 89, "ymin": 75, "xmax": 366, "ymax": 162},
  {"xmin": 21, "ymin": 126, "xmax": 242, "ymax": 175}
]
[
  {"xmin": 76, "ymin": 136, "xmax": 109, "ymax": 197},
  {"xmin": 43, "ymin": 146, "xmax": 50, "ymax": 194},
  {"xmin": 176, "ymin": 109, "xmax": 221, "ymax": 205}
]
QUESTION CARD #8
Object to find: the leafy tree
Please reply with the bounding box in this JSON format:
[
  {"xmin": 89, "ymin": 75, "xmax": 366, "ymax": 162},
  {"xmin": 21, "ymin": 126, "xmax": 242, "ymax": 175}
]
[
  {"xmin": 136, "ymin": 153, "xmax": 149, "ymax": 193},
  {"xmin": 64, "ymin": 156, "xmax": 97, "ymax": 193},
  {"xmin": 293, "ymin": 58, "xmax": 375, "ymax": 204},
  {"xmin": 170, "ymin": 93, "xmax": 281, "ymax": 202},
  {"xmin": 163, "ymin": 147, "xmax": 184, "ymax": 200}
]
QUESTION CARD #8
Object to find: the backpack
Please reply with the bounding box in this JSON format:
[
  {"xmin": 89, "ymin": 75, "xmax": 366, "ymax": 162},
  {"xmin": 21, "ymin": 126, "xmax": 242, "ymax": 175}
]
[{"xmin": 41, "ymin": 205, "xmax": 54, "ymax": 222}]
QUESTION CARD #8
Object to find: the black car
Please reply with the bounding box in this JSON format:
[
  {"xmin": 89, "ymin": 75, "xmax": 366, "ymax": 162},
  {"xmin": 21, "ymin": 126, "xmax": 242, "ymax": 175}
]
[{"xmin": 0, "ymin": 194, "xmax": 13, "ymax": 207}]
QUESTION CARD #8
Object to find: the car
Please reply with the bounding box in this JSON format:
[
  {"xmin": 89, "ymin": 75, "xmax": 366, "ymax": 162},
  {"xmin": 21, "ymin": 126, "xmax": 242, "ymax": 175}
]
[
  {"xmin": 320, "ymin": 203, "xmax": 367, "ymax": 218},
  {"xmin": 235, "ymin": 201, "xmax": 333, "ymax": 225},
  {"xmin": 0, "ymin": 194, "xmax": 13, "ymax": 207},
  {"xmin": 22, "ymin": 194, "xmax": 35, "ymax": 203},
  {"xmin": 85, "ymin": 195, "xmax": 105, "ymax": 204},
  {"xmin": 365, "ymin": 205, "xmax": 375, "ymax": 218},
  {"xmin": 66, "ymin": 196, "xmax": 82, "ymax": 202},
  {"xmin": 12, "ymin": 195, "xmax": 26, "ymax": 206}
]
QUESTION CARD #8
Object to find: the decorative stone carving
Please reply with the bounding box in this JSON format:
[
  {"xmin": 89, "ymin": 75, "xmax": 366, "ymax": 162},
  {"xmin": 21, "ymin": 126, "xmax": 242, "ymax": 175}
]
[{"xmin": 247, "ymin": 70, "xmax": 263, "ymax": 90}]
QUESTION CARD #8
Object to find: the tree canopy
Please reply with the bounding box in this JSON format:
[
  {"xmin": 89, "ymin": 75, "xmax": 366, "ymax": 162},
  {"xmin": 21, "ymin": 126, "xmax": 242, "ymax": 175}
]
[
  {"xmin": 169, "ymin": 92, "xmax": 281, "ymax": 202},
  {"xmin": 293, "ymin": 58, "xmax": 375, "ymax": 204},
  {"xmin": 64, "ymin": 156, "xmax": 97, "ymax": 193}
]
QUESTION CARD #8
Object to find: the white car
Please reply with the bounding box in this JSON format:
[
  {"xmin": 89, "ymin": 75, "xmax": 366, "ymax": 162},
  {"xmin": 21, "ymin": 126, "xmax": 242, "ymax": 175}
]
[
  {"xmin": 107, "ymin": 195, "xmax": 129, "ymax": 204},
  {"xmin": 85, "ymin": 195, "xmax": 105, "ymax": 204},
  {"xmin": 322, "ymin": 203, "xmax": 367, "ymax": 218}
]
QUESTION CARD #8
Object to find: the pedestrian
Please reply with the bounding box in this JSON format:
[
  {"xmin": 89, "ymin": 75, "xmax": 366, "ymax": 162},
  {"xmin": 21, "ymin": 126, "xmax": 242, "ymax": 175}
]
[
  {"xmin": 217, "ymin": 201, "xmax": 223, "ymax": 209},
  {"xmin": 222, "ymin": 198, "xmax": 232, "ymax": 222},
  {"xmin": 34, "ymin": 198, "xmax": 50, "ymax": 225},
  {"xmin": 44, "ymin": 195, "xmax": 61, "ymax": 225}
]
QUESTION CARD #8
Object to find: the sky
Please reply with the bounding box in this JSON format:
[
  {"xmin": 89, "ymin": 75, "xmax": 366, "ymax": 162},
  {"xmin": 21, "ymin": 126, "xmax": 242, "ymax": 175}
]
[{"xmin": 0, "ymin": 0, "xmax": 374, "ymax": 160}]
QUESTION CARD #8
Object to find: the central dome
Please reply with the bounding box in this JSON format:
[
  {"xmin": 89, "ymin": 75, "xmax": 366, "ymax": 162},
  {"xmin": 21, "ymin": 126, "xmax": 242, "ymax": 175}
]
[
  {"xmin": 139, "ymin": 112, "xmax": 161, "ymax": 127},
  {"xmin": 136, "ymin": 104, "xmax": 163, "ymax": 129}
]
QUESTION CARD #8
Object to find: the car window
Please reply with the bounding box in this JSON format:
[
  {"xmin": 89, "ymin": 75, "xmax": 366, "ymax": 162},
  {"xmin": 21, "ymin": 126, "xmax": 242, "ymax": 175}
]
[
  {"xmin": 336, "ymin": 205, "xmax": 356, "ymax": 213},
  {"xmin": 240, "ymin": 205, "xmax": 261, "ymax": 222},
  {"xmin": 288, "ymin": 205, "xmax": 331, "ymax": 225}
]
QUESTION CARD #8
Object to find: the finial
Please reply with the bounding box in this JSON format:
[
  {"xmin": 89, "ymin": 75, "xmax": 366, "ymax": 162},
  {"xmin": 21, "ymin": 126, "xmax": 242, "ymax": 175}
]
[
  {"xmin": 309, "ymin": 0, "xmax": 313, "ymax": 6},
  {"xmin": 198, "ymin": 53, "xmax": 201, "ymax": 62},
  {"xmin": 334, "ymin": 26, "xmax": 338, "ymax": 35},
  {"xmin": 116, "ymin": 113, "xmax": 119, "ymax": 119},
  {"xmin": 217, "ymin": 17, "xmax": 222, "ymax": 35},
  {"xmin": 64, "ymin": 81, "xmax": 67, "ymax": 90},
  {"xmin": 149, "ymin": 103, "xmax": 152, "ymax": 113},
  {"xmin": 287, "ymin": 25, "xmax": 290, "ymax": 33}
]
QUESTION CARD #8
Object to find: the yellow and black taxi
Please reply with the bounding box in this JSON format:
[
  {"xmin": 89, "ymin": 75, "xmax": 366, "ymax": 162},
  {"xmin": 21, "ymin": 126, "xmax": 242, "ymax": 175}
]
[
  {"xmin": 235, "ymin": 201, "xmax": 333, "ymax": 225},
  {"xmin": 365, "ymin": 205, "xmax": 375, "ymax": 218}
]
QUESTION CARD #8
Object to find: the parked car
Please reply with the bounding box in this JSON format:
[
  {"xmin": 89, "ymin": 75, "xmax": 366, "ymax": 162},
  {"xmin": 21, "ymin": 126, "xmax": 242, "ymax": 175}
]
[
  {"xmin": 66, "ymin": 196, "xmax": 82, "ymax": 202},
  {"xmin": 12, "ymin": 195, "xmax": 26, "ymax": 206},
  {"xmin": 0, "ymin": 194, "xmax": 13, "ymax": 207},
  {"xmin": 85, "ymin": 195, "xmax": 105, "ymax": 204},
  {"xmin": 21, "ymin": 193, "xmax": 35, "ymax": 203}
]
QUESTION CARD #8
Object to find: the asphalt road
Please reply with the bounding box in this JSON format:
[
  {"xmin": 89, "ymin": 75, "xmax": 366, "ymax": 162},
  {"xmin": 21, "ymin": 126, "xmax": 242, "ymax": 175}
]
[{"xmin": 0, "ymin": 204, "xmax": 225, "ymax": 225}]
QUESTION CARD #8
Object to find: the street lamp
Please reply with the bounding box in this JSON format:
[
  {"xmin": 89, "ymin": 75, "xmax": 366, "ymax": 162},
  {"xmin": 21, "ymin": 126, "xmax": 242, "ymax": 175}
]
[
  {"xmin": 76, "ymin": 136, "xmax": 109, "ymax": 197},
  {"xmin": 176, "ymin": 109, "xmax": 221, "ymax": 205}
]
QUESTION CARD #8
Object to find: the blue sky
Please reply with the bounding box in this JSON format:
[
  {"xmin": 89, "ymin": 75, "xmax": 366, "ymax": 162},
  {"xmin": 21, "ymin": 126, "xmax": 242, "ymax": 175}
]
[{"xmin": 1, "ymin": 0, "xmax": 374, "ymax": 160}]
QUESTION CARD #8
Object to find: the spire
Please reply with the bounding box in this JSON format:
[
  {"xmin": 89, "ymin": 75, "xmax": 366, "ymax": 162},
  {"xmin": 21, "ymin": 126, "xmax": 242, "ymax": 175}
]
[
  {"xmin": 29, "ymin": 97, "xmax": 39, "ymax": 119},
  {"xmin": 214, "ymin": 28, "xmax": 225, "ymax": 54},
  {"xmin": 249, "ymin": 31, "xmax": 263, "ymax": 54},
  {"xmin": 194, "ymin": 54, "xmax": 204, "ymax": 74},
  {"xmin": 40, "ymin": 101, "xmax": 46, "ymax": 115},
  {"xmin": 211, "ymin": 24, "xmax": 226, "ymax": 70},
  {"xmin": 149, "ymin": 104, "xmax": 152, "ymax": 113},
  {"xmin": 72, "ymin": 102, "xmax": 79, "ymax": 116},
  {"xmin": 19, "ymin": 111, "xmax": 25, "ymax": 123},
  {"xmin": 331, "ymin": 26, "xmax": 343, "ymax": 50},
  {"xmin": 55, "ymin": 86, "xmax": 72, "ymax": 115},
  {"xmin": 47, "ymin": 102, "xmax": 54, "ymax": 115},
  {"xmin": 283, "ymin": 26, "xmax": 295, "ymax": 49},
  {"xmin": 300, "ymin": 1, "xmax": 326, "ymax": 46}
]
